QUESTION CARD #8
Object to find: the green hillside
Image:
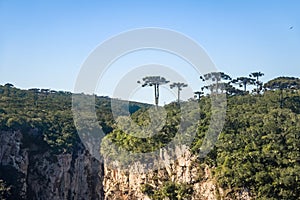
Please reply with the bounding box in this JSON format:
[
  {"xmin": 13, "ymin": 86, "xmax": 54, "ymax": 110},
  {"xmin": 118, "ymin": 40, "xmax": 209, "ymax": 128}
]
[{"xmin": 0, "ymin": 76, "xmax": 299, "ymax": 199}]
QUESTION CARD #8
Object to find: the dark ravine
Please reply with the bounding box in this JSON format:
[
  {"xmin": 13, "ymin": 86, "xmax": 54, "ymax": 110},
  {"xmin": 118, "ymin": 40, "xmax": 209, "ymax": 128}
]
[{"xmin": 0, "ymin": 130, "xmax": 104, "ymax": 200}]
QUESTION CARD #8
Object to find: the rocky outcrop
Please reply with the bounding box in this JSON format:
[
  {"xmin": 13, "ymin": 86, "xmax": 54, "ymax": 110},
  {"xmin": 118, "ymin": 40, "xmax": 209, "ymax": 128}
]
[
  {"xmin": 0, "ymin": 130, "xmax": 28, "ymax": 198},
  {"xmin": 103, "ymin": 148, "xmax": 221, "ymax": 200},
  {"xmin": 103, "ymin": 148, "xmax": 252, "ymax": 200},
  {"xmin": 0, "ymin": 130, "xmax": 104, "ymax": 200}
]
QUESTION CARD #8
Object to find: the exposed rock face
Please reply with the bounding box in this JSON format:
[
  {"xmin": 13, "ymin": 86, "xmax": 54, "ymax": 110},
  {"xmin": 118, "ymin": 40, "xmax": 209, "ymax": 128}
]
[
  {"xmin": 103, "ymin": 149, "xmax": 221, "ymax": 200},
  {"xmin": 0, "ymin": 130, "xmax": 104, "ymax": 200},
  {"xmin": 0, "ymin": 130, "xmax": 28, "ymax": 198},
  {"xmin": 103, "ymin": 148, "xmax": 252, "ymax": 200}
]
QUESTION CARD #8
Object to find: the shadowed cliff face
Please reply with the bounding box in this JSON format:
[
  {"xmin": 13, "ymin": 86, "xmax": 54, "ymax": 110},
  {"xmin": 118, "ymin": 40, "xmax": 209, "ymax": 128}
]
[{"xmin": 0, "ymin": 130, "xmax": 104, "ymax": 200}]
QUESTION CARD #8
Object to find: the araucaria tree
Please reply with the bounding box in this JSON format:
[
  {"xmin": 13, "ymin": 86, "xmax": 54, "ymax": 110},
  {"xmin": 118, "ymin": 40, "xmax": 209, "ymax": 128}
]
[
  {"xmin": 264, "ymin": 76, "xmax": 300, "ymax": 108},
  {"xmin": 249, "ymin": 72, "xmax": 264, "ymax": 93},
  {"xmin": 170, "ymin": 82, "xmax": 188, "ymax": 103},
  {"xmin": 200, "ymin": 72, "xmax": 232, "ymax": 94},
  {"xmin": 137, "ymin": 76, "xmax": 169, "ymax": 107},
  {"xmin": 194, "ymin": 91, "xmax": 204, "ymax": 100},
  {"xmin": 231, "ymin": 77, "xmax": 256, "ymax": 92}
]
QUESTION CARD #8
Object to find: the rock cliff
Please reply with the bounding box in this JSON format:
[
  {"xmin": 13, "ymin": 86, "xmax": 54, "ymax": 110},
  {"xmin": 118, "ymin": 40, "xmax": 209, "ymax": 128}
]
[
  {"xmin": 0, "ymin": 130, "xmax": 251, "ymax": 200},
  {"xmin": 103, "ymin": 148, "xmax": 221, "ymax": 200},
  {"xmin": 0, "ymin": 130, "xmax": 104, "ymax": 200}
]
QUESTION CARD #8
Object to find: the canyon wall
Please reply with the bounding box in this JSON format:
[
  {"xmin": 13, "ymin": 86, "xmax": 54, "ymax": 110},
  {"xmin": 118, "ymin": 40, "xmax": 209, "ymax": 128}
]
[
  {"xmin": 0, "ymin": 130, "xmax": 104, "ymax": 200},
  {"xmin": 0, "ymin": 130, "xmax": 251, "ymax": 200}
]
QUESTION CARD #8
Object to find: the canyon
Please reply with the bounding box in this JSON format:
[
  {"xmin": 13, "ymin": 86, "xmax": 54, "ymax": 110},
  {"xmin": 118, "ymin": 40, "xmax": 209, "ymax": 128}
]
[{"xmin": 0, "ymin": 129, "xmax": 251, "ymax": 200}]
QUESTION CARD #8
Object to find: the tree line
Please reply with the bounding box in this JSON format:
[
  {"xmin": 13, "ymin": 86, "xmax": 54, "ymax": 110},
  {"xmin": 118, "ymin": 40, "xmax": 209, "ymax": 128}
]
[{"xmin": 137, "ymin": 72, "xmax": 300, "ymax": 108}]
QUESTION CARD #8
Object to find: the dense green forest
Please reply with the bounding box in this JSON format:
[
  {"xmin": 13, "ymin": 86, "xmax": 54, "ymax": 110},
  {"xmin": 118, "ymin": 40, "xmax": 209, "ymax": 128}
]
[{"xmin": 0, "ymin": 75, "xmax": 299, "ymax": 199}]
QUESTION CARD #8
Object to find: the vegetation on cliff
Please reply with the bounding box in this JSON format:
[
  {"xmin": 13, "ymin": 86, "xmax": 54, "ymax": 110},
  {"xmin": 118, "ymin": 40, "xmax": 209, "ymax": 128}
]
[{"xmin": 0, "ymin": 75, "xmax": 299, "ymax": 199}]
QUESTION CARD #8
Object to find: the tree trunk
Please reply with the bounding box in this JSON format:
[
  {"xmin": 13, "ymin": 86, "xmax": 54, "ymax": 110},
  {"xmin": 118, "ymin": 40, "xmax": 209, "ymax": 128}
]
[
  {"xmin": 154, "ymin": 84, "xmax": 159, "ymax": 108},
  {"xmin": 280, "ymin": 89, "xmax": 283, "ymax": 108},
  {"xmin": 177, "ymin": 88, "xmax": 180, "ymax": 103}
]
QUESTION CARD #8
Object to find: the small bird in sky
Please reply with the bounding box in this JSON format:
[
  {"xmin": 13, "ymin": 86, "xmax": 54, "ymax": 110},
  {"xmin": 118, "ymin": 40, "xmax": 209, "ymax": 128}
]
[{"xmin": 289, "ymin": 26, "xmax": 293, "ymax": 29}]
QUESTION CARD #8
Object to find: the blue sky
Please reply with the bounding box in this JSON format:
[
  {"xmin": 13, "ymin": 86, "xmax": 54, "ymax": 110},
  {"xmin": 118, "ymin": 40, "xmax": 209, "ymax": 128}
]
[{"xmin": 0, "ymin": 0, "xmax": 299, "ymax": 104}]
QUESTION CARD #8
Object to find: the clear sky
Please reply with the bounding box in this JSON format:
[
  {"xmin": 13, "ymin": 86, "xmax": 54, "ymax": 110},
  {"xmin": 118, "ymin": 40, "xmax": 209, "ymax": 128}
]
[{"xmin": 1, "ymin": 0, "xmax": 299, "ymax": 104}]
